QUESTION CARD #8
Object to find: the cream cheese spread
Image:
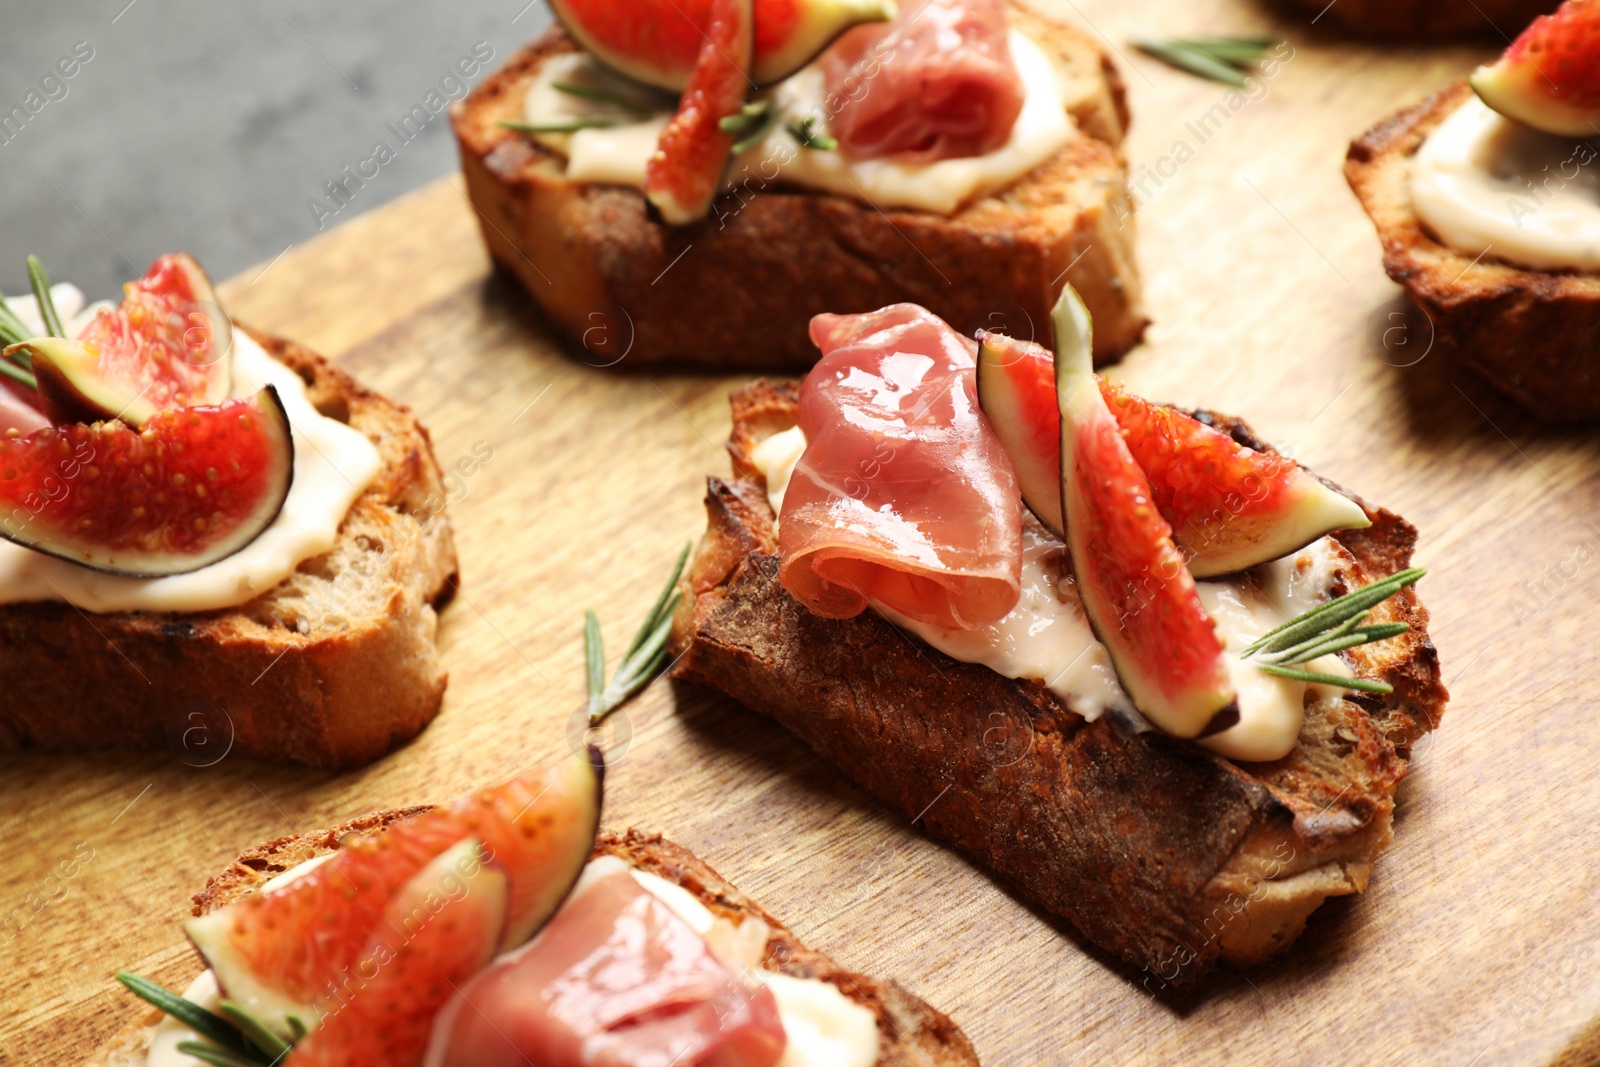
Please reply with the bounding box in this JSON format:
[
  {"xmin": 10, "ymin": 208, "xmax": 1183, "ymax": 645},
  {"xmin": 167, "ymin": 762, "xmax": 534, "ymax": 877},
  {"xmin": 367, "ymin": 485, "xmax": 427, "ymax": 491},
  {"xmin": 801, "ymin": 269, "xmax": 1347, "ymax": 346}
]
[
  {"xmin": 0, "ymin": 324, "xmax": 381, "ymax": 613},
  {"xmin": 1411, "ymin": 95, "xmax": 1600, "ymax": 272},
  {"xmin": 148, "ymin": 853, "xmax": 880, "ymax": 1067},
  {"xmin": 752, "ymin": 426, "xmax": 1352, "ymax": 762},
  {"xmin": 522, "ymin": 30, "xmax": 1074, "ymax": 216}
]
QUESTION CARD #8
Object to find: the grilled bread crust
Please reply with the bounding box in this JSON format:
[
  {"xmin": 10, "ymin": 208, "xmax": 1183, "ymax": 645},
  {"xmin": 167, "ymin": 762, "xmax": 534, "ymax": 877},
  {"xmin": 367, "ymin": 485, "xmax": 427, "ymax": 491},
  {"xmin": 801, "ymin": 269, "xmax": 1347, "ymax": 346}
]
[
  {"xmin": 670, "ymin": 381, "xmax": 1447, "ymax": 986},
  {"xmin": 1346, "ymin": 83, "xmax": 1600, "ymax": 423},
  {"xmin": 1284, "ymin": 0, "xmax": 1556, "ymax": 37},
  {"xmin": 449, "ymin": 2, "xmax": 1146, "ymax": 371},
  {"xmin": 0, "ymin": 331, "xmax": 459, "ymax": 768},
  {"xmin": 88, "ymin": 820, "xmax": 979, "ymax": 1067}
]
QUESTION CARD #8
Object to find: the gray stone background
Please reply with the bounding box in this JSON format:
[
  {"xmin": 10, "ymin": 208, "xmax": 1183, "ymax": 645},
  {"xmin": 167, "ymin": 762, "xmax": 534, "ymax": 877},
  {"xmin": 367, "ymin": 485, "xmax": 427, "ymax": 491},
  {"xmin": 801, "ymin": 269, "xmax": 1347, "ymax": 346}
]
[{"xmin": 0, "ymin": 0, "xmax": 556, "ymax": 300}]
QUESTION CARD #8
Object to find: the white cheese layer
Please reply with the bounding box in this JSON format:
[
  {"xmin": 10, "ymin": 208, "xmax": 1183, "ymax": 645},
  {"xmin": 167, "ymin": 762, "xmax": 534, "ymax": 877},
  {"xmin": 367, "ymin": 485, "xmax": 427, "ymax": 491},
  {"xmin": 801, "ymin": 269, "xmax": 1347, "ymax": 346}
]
[
  {"xmin": 752, "ymin": 426, "xmax": 1351, "ymax": 763},
  {"xmin": 1411, "ymin": 95, "xmax": 1600, "ymax": 272},
  {"xmin": 151, "ymin": 854, "xmax": 880, "ymax": 1067},
  {"xmin": 523, "ymin": 31, "xmax": 1074, "ymax": 216},
  {"xmin": 0, "ymin": 327, "xmax": 381, "ymax": 613}
]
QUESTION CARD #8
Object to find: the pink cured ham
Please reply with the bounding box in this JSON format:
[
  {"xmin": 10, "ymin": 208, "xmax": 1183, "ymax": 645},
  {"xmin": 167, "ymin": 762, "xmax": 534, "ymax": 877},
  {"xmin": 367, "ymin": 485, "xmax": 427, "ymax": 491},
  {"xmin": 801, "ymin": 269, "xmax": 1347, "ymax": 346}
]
[
  {"xmin": 819, "ymin": 0, "xmax": 1025, "ymax": 162},
  {"xmin": 779, "ymin": 304, "xmax": 1023, "ymax": 630},
  {"xmin": 424, "ymin": 869, "xmax": 786, "ymax": 1067}
]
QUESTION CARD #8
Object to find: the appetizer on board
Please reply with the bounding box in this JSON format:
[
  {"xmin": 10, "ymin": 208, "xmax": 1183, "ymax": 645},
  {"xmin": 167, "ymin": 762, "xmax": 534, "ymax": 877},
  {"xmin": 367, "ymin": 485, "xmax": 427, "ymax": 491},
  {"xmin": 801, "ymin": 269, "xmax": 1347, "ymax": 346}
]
[
  {"xmin": 1347, "ymin": 0, "xmax": 1600, "ymax": 421},
  {"xmin": 450, "ymin": 0, "xmax": 1146, "ymax": 370},
  {"xmin": 0, "ymin": 254, "xmax": 457, "ymax": 767},
  {"xmin": 670, "ymin": 289, "xmax": 1447, "ymax": 984},
  {"xmin": 91, "ymin": 753, "xmax": 978, "ymax": 1067}
]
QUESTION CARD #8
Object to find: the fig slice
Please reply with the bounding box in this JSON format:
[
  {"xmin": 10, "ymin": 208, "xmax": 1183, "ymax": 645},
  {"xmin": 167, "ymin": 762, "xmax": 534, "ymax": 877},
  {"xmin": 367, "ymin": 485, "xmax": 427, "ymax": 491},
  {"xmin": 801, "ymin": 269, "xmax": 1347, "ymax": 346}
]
[
  {"xmin": 5, "ymin": 253, "xmax": 231, "ymax": 428},
  {"xmin": 1098, "ymin": 381, "xmax": 1370, "ymax": 578},
  {"xmin": 1471, "ymin": 0, "xmax": 1600, "ymax": 138},
  {"xmin": 185, "ymin": 751, "xmax": 604, "ymax": 1035},
  {"xmin": 1050, "ymin": 287, "xmax": 1237, "ymax": 739},
  {"xmin": 0, "ymin": 387, "xmax": 293, "ymax": 577},
  {"xmin": 280, "ymin": 838, "xmax": 509, "ymax": 1064},
  {"xmin": 549, "ymin": 0, "xmax": 895, "ymax": 90},
  {"xmin": 644, "ymin": 0, "xmax": 755, "ymax": 225},
  {"xmin": 976, "ymin": 330, "xmax": 1369, "ymax": 577},
  {"xmin": 975, "ymin": 329, "xmax": 1069, "ymax": 534}
]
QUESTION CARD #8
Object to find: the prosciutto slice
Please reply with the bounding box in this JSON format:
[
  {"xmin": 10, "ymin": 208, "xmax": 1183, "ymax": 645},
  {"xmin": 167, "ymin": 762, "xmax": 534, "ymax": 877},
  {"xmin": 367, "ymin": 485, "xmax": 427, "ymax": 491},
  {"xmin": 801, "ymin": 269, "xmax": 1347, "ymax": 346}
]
[
  {"xmin": 779, "ymin": 304, "xmax": 1023, "ymax": 631},
  {"xmin": 819, "ymin": 0, "xmax": 1025, "ymax": 162},
  {"xmin": 424, "ymin": 868, "xmax": 786, "ymax": 1067}
]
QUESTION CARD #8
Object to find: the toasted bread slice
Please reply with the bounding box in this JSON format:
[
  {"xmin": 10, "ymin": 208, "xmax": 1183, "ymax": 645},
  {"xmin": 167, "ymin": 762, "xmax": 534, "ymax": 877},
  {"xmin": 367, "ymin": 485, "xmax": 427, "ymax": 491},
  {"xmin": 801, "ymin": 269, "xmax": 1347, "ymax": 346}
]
[
  {"xmin": 450, "ymin": 2, "xmax": 1146, "ymax": 370},
  {"xmin": 1346, "ymin": 83, "xmax": 1600, "ymax": 423},
  {"xmin": 670, "ymin": 381, "xmax": 1447, "ymax": 986},
  {"xmin": 0, "ymin": 330, "xmax": 459, "ymax": 768},
  {"xmin": 87, "ymin": 820, "xmax": 978, "ymax": 1067},
  {"xmin": 1284, "ymin": 0, "xmax": 1555, "ymax": 37}
]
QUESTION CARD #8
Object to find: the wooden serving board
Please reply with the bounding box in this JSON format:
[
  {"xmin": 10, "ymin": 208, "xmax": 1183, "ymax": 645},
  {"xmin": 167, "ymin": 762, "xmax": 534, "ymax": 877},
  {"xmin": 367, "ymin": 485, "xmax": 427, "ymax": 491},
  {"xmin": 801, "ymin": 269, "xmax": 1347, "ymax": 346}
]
[{"xmin": 7, "ymin": 1, "xmax": 1600, "ymax": 1063}]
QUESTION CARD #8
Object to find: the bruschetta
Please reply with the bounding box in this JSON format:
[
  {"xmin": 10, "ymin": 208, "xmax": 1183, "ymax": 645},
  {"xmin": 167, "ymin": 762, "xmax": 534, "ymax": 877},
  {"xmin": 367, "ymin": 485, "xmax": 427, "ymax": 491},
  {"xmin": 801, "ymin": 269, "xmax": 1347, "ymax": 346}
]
[{"xmin": 669, "ymin": 291, "xmax": 1447, "ymax": 984}]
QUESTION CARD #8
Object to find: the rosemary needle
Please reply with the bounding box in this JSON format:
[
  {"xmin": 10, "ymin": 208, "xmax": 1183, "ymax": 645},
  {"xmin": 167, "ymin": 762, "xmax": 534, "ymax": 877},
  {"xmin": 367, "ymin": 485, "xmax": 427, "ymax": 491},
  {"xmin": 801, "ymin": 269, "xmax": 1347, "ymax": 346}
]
[
  {"xmin": 787, "ymin": 116, "xmax": 838, "ymax": 151},
  {"xmin": 584, "ymin": 609, "xmax": 606, "ymax": 708},
  {"xmin": 26, "ymin": 255, "xmax": 65, "ymax": 339},
  {"xmin": 1257, "ymin": 664, "xmax": 1395, "ymax": 694},
  {"xmin": 175, "ymin": 1043, "xmax": 264, "ymax": 1067},
  {"xmin": 0, "ymin": 293, "xmax": 31, "ymax": 348},
  {"xmin": 220, "ymin": 1000, "xmax": 293, "ymax": 1060},
  {"xmin": 718, "ymin": 100, "xmax": 770, "ymax": 134},
  {"xmin": 500, "ymin": 117, "xmax": 623, "ymax": 134},
  {"xmin": 0, "ymin": 358, "xmax": 37, "ymax": 390}
]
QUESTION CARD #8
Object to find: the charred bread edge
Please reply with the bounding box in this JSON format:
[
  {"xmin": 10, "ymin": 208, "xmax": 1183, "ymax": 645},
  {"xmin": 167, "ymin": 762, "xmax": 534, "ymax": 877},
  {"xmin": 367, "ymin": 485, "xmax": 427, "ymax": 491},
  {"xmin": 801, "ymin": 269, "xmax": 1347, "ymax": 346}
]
[
  {"xmin": 1346, "ymin": 82, "xmax": 1600, "ymax": 422},
  {"xmin": 448, "ymin": 3, "xmax": 1147, "ymax": 369},
  {"xmin": 0, "ymin": 328, "xmax": 460, "ymax": 768},
  {"xmin": 86, "ymin": 818, "xmax": 979, "ymax": 1067},
  {"xmin": 670, "ymin": 379, "xmax": 1447, "ymax": 986}
]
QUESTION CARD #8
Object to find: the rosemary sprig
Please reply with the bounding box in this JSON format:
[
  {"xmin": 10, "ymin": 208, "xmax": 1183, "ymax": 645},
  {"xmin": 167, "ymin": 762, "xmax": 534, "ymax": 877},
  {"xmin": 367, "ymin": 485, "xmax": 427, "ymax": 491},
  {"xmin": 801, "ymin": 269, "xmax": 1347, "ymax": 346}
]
[
  {"xmin": 499, "ymin": 117, "xmax": 624, "ymax": 134},
  {"xmin": 1239, "ymin": 567, "xmax": 1425, "ymax": 695},
  {"xmin": 1262, "ymin": 619, "xmax": 1412, "ymax": 666},
  {"xmin": 26, "ymin": 255, "xmax": 65, "ymax": 339},
  {"xmin": 787, "ymin": 116, "xmax": 838, "ymax": 151},
  {"xmin": 1132, "ymin": 34, "xmax": 1278, "ymax": 88},
  {"xmin": 586, "ymin": 542, "xmax": 691, "ymax": 725},
  {"xmin": 551, "ymin": 80, "xmax": 652, "ymax": 115},
  {"xmin": 1243, "ymin": 568, "xmax": 1424, "ymax": 657},
  {"xmin": 115, "ymin": 973, "xmax": 261, "ymax": 1059}
]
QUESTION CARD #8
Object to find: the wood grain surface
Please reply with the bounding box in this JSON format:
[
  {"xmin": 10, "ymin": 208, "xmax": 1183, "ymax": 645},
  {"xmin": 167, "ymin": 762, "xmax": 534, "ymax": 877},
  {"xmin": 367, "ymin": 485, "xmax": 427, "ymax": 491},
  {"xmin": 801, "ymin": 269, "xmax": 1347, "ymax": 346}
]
[{"xmin": 5, "ymin": 1, "xmax": 1597, "ymax": 1064}]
